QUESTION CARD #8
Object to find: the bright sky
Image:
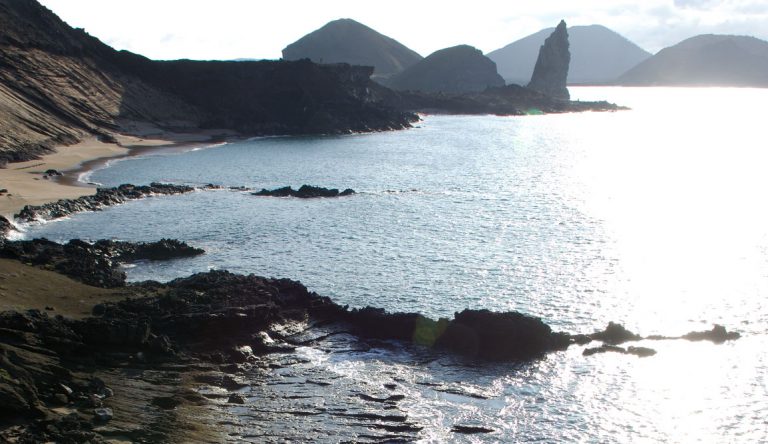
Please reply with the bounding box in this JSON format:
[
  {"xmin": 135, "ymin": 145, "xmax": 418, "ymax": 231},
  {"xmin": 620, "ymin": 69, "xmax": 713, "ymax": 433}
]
[{"xmin": 38, "ymin": 0, "xmax": 768, "ymax": 60}]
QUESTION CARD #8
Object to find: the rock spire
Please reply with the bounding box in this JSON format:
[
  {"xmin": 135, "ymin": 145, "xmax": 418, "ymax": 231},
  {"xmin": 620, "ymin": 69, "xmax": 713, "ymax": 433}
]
[{"xmin": 528, "ymin": 20, "xmax": 571, "ymax": 100}]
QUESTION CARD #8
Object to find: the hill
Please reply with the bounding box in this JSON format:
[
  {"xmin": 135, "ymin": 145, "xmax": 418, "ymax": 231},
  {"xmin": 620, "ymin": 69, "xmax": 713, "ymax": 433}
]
[
  {"xmin": 385, "ymin": 45, "xmax": 505, "ymax": 93},
  {"xmin": 0, "ymin": 1, "xmax": 414, "ymax": 166},
  {"xmin": 617, "ymin": 34, "xmax": 768, "ymax": 87},
  {"xmin": 488, "ymin": 25, "xmax": 650, "ymax": 85},
  {"xmin": 282, "ymin": 18, "xmax": 422, "ymax": 77}
]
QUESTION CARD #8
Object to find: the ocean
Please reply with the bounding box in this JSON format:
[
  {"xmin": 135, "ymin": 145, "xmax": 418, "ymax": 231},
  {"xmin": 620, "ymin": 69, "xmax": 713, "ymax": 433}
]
[{"xmin": 20, "ymin": 87, "xmax": 768, "ymax": 442}]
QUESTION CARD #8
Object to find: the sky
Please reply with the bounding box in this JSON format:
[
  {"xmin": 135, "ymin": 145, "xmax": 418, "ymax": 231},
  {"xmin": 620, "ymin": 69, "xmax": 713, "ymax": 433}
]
[{"xmin": 38, "ymin": 0, "xmax": 768, "ymax": 61}]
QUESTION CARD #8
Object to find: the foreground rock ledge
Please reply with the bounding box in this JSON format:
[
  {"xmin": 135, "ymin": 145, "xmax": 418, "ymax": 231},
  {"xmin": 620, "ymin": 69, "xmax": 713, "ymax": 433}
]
[{"xmin": 0, "ymin": 242, "xmax": 742, "ymax": 441}]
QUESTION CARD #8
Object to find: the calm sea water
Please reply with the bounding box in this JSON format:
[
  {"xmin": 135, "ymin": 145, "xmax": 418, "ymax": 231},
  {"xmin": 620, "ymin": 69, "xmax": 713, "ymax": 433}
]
[{"xmin": 22, "ymin": 87, "xmax": 768, "ymax": 442}]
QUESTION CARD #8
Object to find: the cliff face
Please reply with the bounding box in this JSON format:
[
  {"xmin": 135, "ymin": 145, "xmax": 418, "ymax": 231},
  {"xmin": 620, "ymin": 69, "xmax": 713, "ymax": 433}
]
[
  {"xmin": 282, "ymin": 18, "xmax": 423, "ymax": 78},
  {"xmin": 527, "ymin": 21, "xmax": 571, "ymax": 100},
  {"xmin": 385, "ymin": 45, "xmax": 505, "ymax": 93},
  {"xmin": 115, "ymin": 54, "xmax": 411, "ymax": 135},
  {"xmin": 0, "ymin": 0, "xmax": 204, "ymax": 165},
  {"xmin": 0, "ymin": 0, "xmax": 414, "ymax": 167}
]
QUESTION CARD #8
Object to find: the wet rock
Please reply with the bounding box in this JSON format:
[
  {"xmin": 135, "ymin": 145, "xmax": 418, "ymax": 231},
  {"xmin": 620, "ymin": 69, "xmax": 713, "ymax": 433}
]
[
  {"xmin": 15, "ymin": 183, "xmax": 196, "ymax": 222},
  {"xmin": 0, "ymin": 215, "xmax": 15, "ymax": 240},
  {"xmin": 583, "ymin": 344, "xmax": 626, "ymax": 356},
  {"xmin": 682, "ymin": 325, "xmax": 740, "ymax": 343},
  {"xmin": 583, "ymin": 344, "xmax": 657, "ymax": 357},
  {"xmin": 0, "ymin": 237, "xmax": 204, "ymax": 288},
  {"xmin": 44, "ymin": 169, "xmax": 62, "ymax": 176},
  {"xmin": 104, "ymin": 238, "xmax": 205, "ymax": 262},
  {"xmin": 220, "ymin": 363, "xmax": 246, "ymax": 374},
  {"xmin": 93, "ymin": 407, "xmax": 113, "ymax": 421},
  {"xmin": 345, "ymin": 307, "xmax": 570, "ymax": 361},
  {"xmin": 227, "ymin": 393, "xmax": 246, "ymax": 404},
  {"xmin": 148, "ymin": 334, "xmax": 175, "ymax": 355},
  {"xmin": 436, "ymin": 309, "xmax": 571, "ymax": 361},
  {"xmin": 58, "ymin": 383, "xmax": 73, "ymax": 397},
  {"xmin": 452, "ymin": 425, "xmax": 495, "ymax": 434},
  {"xmin": 528, "ymin": 20, "xmax": 571, "ymax": 100},
  {"xmin": 15, "ymin": 412, "xmax": 106, "ymax": 444},
  {"xmin": 152, "ymin": 396, "xmax": 182, "ymax": 410},
  {"xmin": 252, "ymin": 185, "xmax": 356, "ymax": 198},
  {"xmin": 571, "ymin": 334, "xmax": 593, "ymax": 345},
  {"xmin": 193, "ymin": 373, "xmax": 248, "ymax": 390},
  {"xmin": 229, "ymin": 345, "xmax": 254, "ymax": 363},
  {"xmin": 627, "ymin": 346, "xmax": 657, "ymax": 357},
  {"xmin": 590, "ymin": 322, "xmax": 641, "ymax": 345},
  {"xmin": 358, "ymin": 393, "xmax": 406, "ymax": 403}
]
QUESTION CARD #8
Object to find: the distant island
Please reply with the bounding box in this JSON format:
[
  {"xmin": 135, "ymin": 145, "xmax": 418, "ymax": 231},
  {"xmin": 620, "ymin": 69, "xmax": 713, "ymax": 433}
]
[
  {"xmin": 382, "ymin": 45, "xmax": 505, "ymax": 93},
  {"xmin": 282, "ymin": 18, "xmax": 423, "ymax": 79},
  {"xmin": 617, "ymin": 34, "xmax": 768, "ymax": 87}
]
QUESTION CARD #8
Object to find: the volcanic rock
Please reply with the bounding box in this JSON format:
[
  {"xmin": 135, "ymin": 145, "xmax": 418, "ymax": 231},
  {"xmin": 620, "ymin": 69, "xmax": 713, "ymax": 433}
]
[
  {"xmin": 682, "ymin": 325, "xmax": 740, "ymax": 343},
  {"xmin": 252, "ymin": 185, "xmax": 356, "ymax": 198},
  {"xmin": 452, "ymin": 425, "xmax": 495, "ymax": 434},
  {"xmin": 0, "ymin": 237, "xmax": 204, "ymax": 287},
  {"xmin": 14, "ymin": 183, "xmax": 195, "ymax": 222},
  {"xmin": 488, "ymin": 24, "xmax": 650, "ymax": 85},
  {"xmin": 227, "ymin": 393, "xmax": 246, "ymax": 404},
  {"xmin": 528, "ymin": 20, "xmax": 571, "ymax": 100},
  {"xmin": 590, "ymin": 322, "xmax": 641, "ymax": 345}
]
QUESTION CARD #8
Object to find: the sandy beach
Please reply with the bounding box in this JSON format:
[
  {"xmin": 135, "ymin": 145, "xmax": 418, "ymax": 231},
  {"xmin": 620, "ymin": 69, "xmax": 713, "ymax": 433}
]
[{"xmin": 0, "ymin": 127, "xmax": 237, "ymax": 219}]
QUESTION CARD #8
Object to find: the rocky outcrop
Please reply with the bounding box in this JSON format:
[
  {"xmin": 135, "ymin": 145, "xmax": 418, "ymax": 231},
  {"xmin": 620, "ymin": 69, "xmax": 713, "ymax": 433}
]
[
  {"xmin": 681, "ymin": 325, "xmax": 741, "ymax": 343},
  {"xmin": 282, "ymin": 18, "xmax": 423, "ymax": 77},
  {"xmin": 341, "ymin": 307, "xmax": 570, "ymax": 361},
  {"xmin": 388, "ymin": 83, "xmax": 622, "ymax": 116},
  {"xmin": 528, "ymin": 20, "xmax": 571, "ymax": 100},
  {"xmin": 14, "ymin": 182, "xmax": 197, "ymax": 222},
  {"xmin": 0, "ymin": 215, "xmax": 13, "ymax": 240},
  {"xmin": 588, "ymin": 321, "xmax": 641, "ymax": 344},
  {"xmin": 573, "ymin": 322, "xmax": 741, "ymax": 358},
  {"xmin": 0, "ymin": 238, "xmax": 204, "ymax": 287},
  {"xmin": 252, "ymin": 185, "xmax": 356, "ymax": 198},
  {"xmin": 583, "ymin": 345, "xmax": 657, "ymax": 357},
  {"xmin": 385, "ymin": 45, "xmax": 505, "ymax": 93}
]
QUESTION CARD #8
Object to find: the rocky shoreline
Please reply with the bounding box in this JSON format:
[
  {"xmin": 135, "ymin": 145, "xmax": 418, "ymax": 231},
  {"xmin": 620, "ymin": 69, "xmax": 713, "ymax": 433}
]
[
  {"xmin": 13, "ymin": 183, "xmax": 203, "ymax": 222},
  {"xmin": 0, "ymin": 224, "xmax": 742, "ymax": 441}
]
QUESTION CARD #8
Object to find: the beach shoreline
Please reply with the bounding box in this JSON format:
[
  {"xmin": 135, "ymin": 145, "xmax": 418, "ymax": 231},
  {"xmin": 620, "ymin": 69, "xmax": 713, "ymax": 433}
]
[{"xmin": 0, "ymin": 127, "xmax": 238, "ymax": 219}]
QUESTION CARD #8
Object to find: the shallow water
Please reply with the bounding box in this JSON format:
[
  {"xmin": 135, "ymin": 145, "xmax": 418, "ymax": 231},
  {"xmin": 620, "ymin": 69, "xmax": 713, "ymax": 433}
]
[{"xmin": 23, "ymin": 87, "xmax": 768, "ymax": 441}]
